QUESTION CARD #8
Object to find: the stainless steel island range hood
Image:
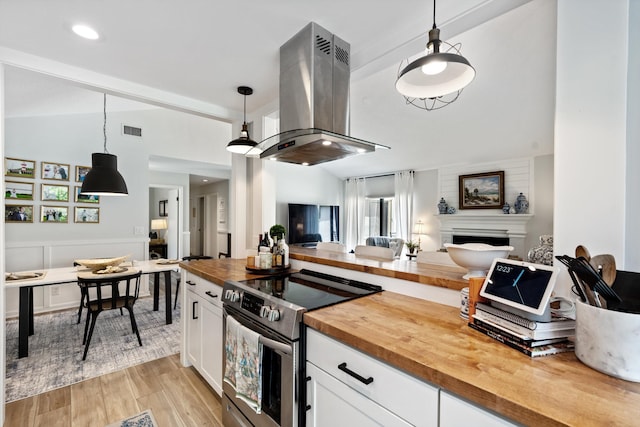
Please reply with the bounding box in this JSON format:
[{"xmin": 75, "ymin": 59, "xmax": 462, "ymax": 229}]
[{"xmin": 259, "ymin": 22, "xmax": 388, "ymax": 166}]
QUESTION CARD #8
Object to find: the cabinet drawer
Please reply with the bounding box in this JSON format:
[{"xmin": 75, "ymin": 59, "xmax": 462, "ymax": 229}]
[
  {"xmin": 185, "ymin": 272, "xmax": 223, "ymax": 308},
  {"xmin": 306, "ymin": 328, "xmax": 438, "ymax": 427}
]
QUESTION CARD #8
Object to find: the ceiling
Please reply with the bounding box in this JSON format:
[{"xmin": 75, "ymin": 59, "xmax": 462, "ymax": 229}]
[{"xmin": 0, "ymin": 0, "xmax": 554, "ymax": 181}]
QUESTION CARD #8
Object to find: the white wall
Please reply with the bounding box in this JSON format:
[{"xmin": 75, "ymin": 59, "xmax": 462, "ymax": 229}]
[
  {"xmin": 4, "ymin": 113, "xmax": 148, "ymax": 247},
  {"xmin": 554, "ymin": 0, "xmax": 630, "ymax": 296},
  {"xmin": 626, "ymin": 0, "xmax": 640, "ymax": 271},
  {"xmin": 274, "ymin": 162, "xmax": 344, "ymax": 244},
  {"xmin": 0, "ymin": 62, "xmax": 6, "ymax": 425}
]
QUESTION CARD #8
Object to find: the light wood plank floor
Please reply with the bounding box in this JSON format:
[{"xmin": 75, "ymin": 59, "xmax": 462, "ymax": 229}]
[{"xmin": 4, "ymin": 354, "xmax": 223, "ymax": 427}]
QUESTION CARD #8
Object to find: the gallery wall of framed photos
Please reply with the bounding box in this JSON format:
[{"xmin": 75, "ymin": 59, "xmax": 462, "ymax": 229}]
[{"xmin": 4, "ymin": 157, "xmax": 100, "ymax": 224}]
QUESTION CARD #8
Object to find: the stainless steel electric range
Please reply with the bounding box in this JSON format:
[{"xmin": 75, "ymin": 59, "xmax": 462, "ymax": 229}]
[{"xmin": 221, "ymin": 269, "xmax": 382, "ymax": 427}]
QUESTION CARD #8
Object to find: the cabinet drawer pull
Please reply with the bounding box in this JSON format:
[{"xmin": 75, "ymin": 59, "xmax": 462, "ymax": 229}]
[
  {"xmin": 205, "ymin": 291, "xmax": 218, "ymax": 299},
  {"xmin": 338, "ymin": 362, "xmax": 374, "ymax": 385},
  {"xmin": 192, "ymin": 301, "xmax": 198, "ymax": 320},
  {"xmin": 186, "ymin": 280, "xmax": 196, "ymax": 286}
]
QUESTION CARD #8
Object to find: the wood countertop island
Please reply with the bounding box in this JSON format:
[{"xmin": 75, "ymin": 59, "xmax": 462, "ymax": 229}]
[
  {"xmin": 289, "ymin": 246, "xmax": 469, "ymax": 291},
  {"xmin": 179, "ymin": 257, "xmax": 282, "ymax": 285},
  {"xmin": 304, "ymin": 291, "xmax": 640, "ymax": 427}
]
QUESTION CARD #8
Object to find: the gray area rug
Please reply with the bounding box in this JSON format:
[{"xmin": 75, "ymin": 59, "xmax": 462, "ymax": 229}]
[
  {"xmin": 106, "ymin": 408, "xmax": 158, "ymax": 427},
  {"xmin": 5, "ymin": 296, "xmax": 180, "ymax": 402}
]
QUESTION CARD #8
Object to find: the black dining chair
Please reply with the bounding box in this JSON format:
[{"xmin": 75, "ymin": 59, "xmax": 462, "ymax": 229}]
[
  {"xmin": 74, "ymin": 260, "xmax": 124, "ymax": 324},
  {"xmin": 78, "ymin": 271, "xmax": 143, "ymax": 360},
  {"xmin": 173, "ymin": 255, "xmax": 213, "ymax": 309}
]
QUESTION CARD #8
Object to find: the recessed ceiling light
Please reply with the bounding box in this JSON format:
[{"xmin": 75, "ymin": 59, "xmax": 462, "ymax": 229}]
[
  {"xmin": 302, "ymin": 162, "xmax": 309, "ymax": 166},
  {"xmin": 202, "ymin": 179, "xmax": 209, "ymax": 183},
  {"xmin": 72, "ymin": 24, "xmax": 100, "ymax": 40},
  {"xmin": 322, "ymin": 140, "xmax": 332, "ymax": 146}
]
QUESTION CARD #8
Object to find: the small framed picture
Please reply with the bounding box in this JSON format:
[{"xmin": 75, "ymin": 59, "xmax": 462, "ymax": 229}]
[
  {"xmin": 5, "ymin": 157, "xmax": 36, "ymax": 179},
  {"xmin": 75, "ymin": 165, "xmax": 91, "ymax": 182},
  {"xmin": 40, "ymin": 206, "xmax": 69, "ymax": 223},
  {"xmin": 159, "ymin": 200, "xmax": 168, "ymax": 217},
  {"xmin": 74, "ymin": 186, "xmax": 100, "ymax": 204},
  {"xmin": 5, "ymin": 205, "xmax": 34, "ymax": 223},
  {"xmin": 5, "ymin": 181, "xmax": 34, "ymax": 200},
  {"xmin": 41, "ymin": 162, "xmax": 70, "ymax": 181},
  {"xmin": 459, "ymin": 171, "xmax": 505, "ymax": 210},
  {"xmin": 41, "ymin": 184, "xmax": 70, "ymax": 202},
  {"xmin": 74, "ymin": 207, "xmax": 100, "ymax": 223}
]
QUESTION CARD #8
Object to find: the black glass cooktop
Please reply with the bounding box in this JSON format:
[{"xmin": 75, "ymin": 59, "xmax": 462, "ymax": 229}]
[{"xmin": 239, "ymin": 269, "xmax": 382, "ymax": 311}]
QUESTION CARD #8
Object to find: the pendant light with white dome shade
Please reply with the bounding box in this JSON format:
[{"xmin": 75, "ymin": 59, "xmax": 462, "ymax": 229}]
[{"xmin": 396, "ymin": 0, "xmax": 476, "ymax": 110}]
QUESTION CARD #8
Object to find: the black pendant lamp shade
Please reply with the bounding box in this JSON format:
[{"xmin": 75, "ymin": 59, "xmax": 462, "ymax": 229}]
[
  {"xmin": 396, "ymin": 0, "xmax": 475, "ymax": 104},
  {"xmin": 80, "ymin": 94, "xmax": 128, "ymax": 196},
  {"xmin": 226, "ymin": 86, "xmax": 261, "ymax": 155},
  {"xmin": 81, "ymin": 153, "xmax": 128, "ymax": 196}
]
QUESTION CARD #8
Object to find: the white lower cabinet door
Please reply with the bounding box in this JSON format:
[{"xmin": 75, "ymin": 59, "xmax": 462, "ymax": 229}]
[
  {"xmin": 199, "ymin": 298, "xmax": 223, "ymax": 395},
  {"xmin": 186, "ymin": 291, "xmax": 201, "ymax": 366},
  {"xmin": 306, "ymin": 362, "xmax": 412, "ymax": 427},
  {"xmin": 440, "ymin": 391, "xmax": 518, "ymax": 427}
]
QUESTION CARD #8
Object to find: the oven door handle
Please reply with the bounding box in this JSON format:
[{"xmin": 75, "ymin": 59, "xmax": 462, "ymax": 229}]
[{"xmin": 259, "ymin": 335, "xmax": 292, "ymax": 356}]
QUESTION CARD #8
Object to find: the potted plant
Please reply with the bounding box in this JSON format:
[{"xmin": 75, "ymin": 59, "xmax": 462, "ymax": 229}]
[
  {"xmin": 270, "ymin": 224, "xmax": 287, "ymax": 242},
  {"xmin": 405, "ymin": 240, "xmax": 419, "ymax": 254}
]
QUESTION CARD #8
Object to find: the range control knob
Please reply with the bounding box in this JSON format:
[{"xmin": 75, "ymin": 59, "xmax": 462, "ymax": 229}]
[
  {"xmin": 268, "ymin": 308, "xmax": 281, "ymax": 322},
  {"xmin": 225, "ymin": 289, "xmax": 240, "ymax": 302},
  {"xmin": 260, "ymin": 305, "xmax": 271, "ymax": 318}
]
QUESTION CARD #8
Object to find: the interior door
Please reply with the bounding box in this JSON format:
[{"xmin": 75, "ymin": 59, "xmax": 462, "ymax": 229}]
[{"xmin": 167, "ymin": 189, "xmax": 179, "ymax": 259}]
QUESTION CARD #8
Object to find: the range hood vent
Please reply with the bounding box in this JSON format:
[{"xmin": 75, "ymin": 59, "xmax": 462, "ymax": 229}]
[{"xmin": 259, "ymin": 22, "xmax": 388, "ymax": 166}]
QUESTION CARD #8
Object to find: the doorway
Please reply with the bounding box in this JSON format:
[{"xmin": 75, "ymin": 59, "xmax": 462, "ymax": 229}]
[{"xmin": 149, "ymin": 185, "xmax": 184, "ymax": 260}]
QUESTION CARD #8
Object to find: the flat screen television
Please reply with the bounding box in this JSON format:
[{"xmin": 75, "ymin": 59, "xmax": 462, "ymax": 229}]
[{"xmin": 288, "ymin": 203, "xmax": 339, "ymax": 246}]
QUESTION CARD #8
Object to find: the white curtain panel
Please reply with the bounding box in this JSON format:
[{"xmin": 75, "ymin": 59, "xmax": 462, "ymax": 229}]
[
  {"xmin": 394, "ymin": 171, "xmax": 414, "ymax": 243},
  {"xmin": 345, "ymin": 177, "xmax": 367, "ymax": 251}
]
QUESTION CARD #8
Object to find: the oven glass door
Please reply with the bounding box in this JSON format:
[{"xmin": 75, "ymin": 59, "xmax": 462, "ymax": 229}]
[{"xmin": 223, "ymin": 307, "xmax": 295, "ymax": 427}]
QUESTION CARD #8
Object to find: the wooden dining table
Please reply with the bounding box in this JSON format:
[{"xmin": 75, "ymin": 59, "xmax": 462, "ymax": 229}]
[{"xmin": 4, "ymin": 259, "xmax": 180, "ymax": 358}]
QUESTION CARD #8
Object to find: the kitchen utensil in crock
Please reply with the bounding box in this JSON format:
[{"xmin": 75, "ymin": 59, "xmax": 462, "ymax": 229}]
[
  {"xmin": 575, "ymin": 245, "xmax": 591, "ymax": 261},
  {"xmin": 590, "ymin": 254, "xmax": 617, "ymax": 287}
]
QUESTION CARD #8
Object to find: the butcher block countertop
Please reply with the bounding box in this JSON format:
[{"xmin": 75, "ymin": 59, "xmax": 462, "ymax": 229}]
[
  {"xmin": 304, "ymin": 291, "xmax": 640, "ymax": 427},
  {"xmin": 179, "ymin": 258, "xmax": 280, "ymax": 285},
  {"xmin": 289, "ymin": 246, "xmax": 468, "ymax": 291}
]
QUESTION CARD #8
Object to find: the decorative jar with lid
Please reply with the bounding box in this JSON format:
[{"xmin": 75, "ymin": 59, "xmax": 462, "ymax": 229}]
[
  {"xmin": 438, "ymin": 198, "xmax": 448, "ymax": 214},
  {"xmin": 514, "ymin": 193, "xmax": 529, "ymax": 214}
]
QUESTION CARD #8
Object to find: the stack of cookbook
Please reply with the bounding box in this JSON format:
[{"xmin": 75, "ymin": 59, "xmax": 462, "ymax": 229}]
[{"xmin": 469, "ymin": 302, "xmax": 575, "ymax": 358}]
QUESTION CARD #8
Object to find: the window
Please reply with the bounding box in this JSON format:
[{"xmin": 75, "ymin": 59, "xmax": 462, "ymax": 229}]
[{"xmin": 365, "ymin": 197, "xmax": 394, "ymax": 237}]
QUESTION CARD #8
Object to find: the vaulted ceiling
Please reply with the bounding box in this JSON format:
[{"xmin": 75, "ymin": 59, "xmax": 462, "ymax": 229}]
[{"xmin": 0, "ymin": 0, "xmax": 555, "ymax": 179}]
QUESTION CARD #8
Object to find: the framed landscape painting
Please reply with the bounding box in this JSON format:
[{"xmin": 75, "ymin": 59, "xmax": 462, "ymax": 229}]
[
  {"xmin": 41, "ymin": 206, "xmax": 69, "ymax": 223},
  {"xmin": 41, "ymin": 184, "xmax": 70, "ymax": 202},
  {"xmin": 5, "ymin": 157, "xmax": 36, "ymax": 179},
  {"xmin": 5, "ymin": 181, "xmax": 34, "ymax": 200},
  {"xmin": 5, "ymin": 205, "xmax": 34, "ymax": 223},
  {"xmin": 74, "ymin": 186, "xmax": 99, "ymax": 204},
  {"xmin": 459, "ymin": 171, "xmax": 505, "ymax": 210},
  {"xmin": 41, "ymin": 162, "xmax": 70, "ymax": 181},
  {"xmin": 74, "ymin": 207, "xmax": 99, "ymax": 223}
]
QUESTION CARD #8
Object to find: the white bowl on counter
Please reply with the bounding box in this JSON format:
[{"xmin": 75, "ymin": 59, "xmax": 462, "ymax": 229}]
[{"xmin": 444, "ymin": 243, "xmax": 514, "ymax": 280}]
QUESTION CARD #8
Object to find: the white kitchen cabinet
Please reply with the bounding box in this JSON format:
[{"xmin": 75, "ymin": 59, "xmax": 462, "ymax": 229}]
[
  {"xmin": 306, "ymin": 362, "xmax": 413, "ymax": 427},
  {"xmin": 439, "ymin": 391, "xmax": 519, "ymax": 427},
  {"xmin": 306, "ymin": 328, "xmax": 438, "ymax": 427},
  {"xmin": 184, "ymin": 272, "xmax": 224, "ymax": 395}
]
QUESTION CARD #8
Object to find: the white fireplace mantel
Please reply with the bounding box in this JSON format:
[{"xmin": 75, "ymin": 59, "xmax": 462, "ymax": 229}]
[{"xmin": 436, "ymin": 214, "xmax": 533, "ymax": 259}]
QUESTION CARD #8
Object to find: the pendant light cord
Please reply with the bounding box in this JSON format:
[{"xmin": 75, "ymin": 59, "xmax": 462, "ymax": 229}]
[
  {"xmin": 432, "ymin": 0, "xmax": 437, "ymax": 30},
  {"xmin": 103, "ymin": 93, "xmax": 109, "ymax": 154},
  {"xmin": 243, "ymin": 92, "xmax": 247, "ymax": 125}
]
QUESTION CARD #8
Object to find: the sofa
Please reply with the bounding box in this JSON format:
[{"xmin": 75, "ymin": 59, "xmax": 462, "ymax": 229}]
[{"xmin": 365, "ymin": 236, "xmax": 405, "ymax": 258}]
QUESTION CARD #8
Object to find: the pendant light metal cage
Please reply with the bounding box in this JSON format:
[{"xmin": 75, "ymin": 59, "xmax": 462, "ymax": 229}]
[{"xmin": 395, "ymin": 0, "xmax": 476, "ymax": 110}]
